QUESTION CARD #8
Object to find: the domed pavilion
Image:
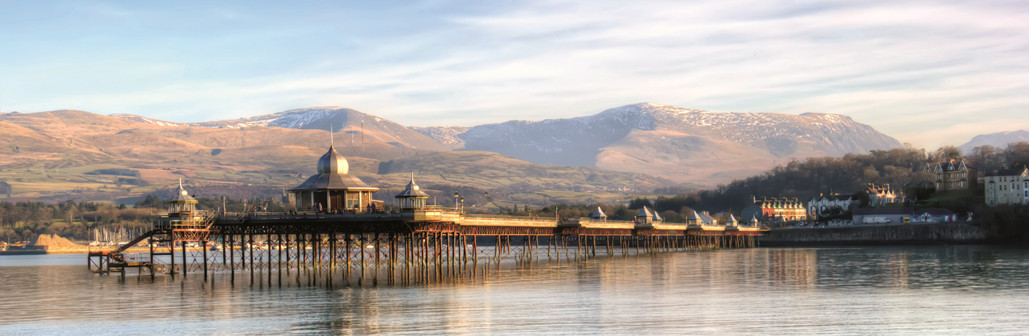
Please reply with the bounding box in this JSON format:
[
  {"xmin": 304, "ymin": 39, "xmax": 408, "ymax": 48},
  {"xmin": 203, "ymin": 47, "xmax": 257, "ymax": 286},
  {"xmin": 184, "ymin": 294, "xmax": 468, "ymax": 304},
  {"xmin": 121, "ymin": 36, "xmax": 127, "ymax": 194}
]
[
  {"xmin": 394, "ymin": 173, "xmax": 429, "ymax": 210},
  {"xmin": 167, "ymin": 178, "xmax": 198, "ymax": 218},
  {"xmin": 290, "ymin": 143, "xmax": 379, "ymax": 213}
]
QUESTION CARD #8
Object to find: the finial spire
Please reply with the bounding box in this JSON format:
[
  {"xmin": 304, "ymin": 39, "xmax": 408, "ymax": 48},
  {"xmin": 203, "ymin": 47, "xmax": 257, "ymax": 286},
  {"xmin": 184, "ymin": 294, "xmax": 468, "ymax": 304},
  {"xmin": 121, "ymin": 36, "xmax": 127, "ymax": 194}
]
[
  {"xmin": 330, "ymin": 124, "xmax": 334, "ymax": 147},
  {"xmin": 179, "ymin": 177, "xmax": 182, "ymax": 189}
]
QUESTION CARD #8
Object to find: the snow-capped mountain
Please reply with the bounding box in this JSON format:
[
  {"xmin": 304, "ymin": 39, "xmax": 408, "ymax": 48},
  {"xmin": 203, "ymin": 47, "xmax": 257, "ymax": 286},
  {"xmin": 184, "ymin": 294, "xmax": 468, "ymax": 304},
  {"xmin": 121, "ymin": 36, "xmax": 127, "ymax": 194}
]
[
  {"xmin": 112, "ymin": 102, "xmax": 901, "ymax": 186},
  {"xmin": 429, "ymin": 103, "xmax": 902, "ymax": 184},
  {"xmin": 960, "ymin": 130, "xmax": 1029, "ymax": 153},
  {"xmin": 411, "ymin": 126, "xmax": 469, "ymax": 149},
  {"xmin": 113, "ymin": 107, "xmax": 446, "ymax": 151}
]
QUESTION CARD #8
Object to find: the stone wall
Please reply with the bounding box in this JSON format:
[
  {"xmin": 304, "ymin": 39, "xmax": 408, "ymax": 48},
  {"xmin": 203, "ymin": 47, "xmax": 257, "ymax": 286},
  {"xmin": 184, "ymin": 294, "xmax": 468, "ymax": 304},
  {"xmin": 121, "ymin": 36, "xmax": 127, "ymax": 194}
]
[{"xmin": 761, "ymin": 223, "xmax": 987, "ymax": 246}]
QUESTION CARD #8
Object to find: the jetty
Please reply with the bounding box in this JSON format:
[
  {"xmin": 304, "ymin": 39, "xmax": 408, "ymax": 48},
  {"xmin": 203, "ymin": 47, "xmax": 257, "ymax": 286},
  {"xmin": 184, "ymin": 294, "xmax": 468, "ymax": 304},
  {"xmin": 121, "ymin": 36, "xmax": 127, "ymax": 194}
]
[{"xmin": 88, "ymin": 143, "xmax": 768, "ymax": 285}]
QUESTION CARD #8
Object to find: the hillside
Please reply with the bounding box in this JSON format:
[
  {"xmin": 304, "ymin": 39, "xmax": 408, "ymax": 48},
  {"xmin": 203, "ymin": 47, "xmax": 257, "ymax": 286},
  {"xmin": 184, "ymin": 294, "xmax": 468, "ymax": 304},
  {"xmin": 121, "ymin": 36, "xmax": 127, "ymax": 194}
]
[
  {"xmin": 0, "ymin": 109, "xmax": 674, "ymax": 206},
  {"xmin": 113, "ymin": 107, "xmax": 448, "ymax": 152},
  {"xmin": 377, "ymin": 151, "xmax": 670, "ymax": 192},
  {"xmin": 420, "ymin": 103, "xmax": 902, "ymax": 185},
  {"xmin": 648, "ymin": 148, "xmax": 938, "ymax": 216}
]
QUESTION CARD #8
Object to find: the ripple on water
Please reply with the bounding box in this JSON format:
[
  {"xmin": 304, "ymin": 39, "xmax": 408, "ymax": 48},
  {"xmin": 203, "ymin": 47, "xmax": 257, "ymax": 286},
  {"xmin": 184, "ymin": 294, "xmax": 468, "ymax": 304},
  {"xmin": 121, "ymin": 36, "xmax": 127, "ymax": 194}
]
[{"xmin": 2, "ymin": 245, "xmax": 1029, "ymax": 335}]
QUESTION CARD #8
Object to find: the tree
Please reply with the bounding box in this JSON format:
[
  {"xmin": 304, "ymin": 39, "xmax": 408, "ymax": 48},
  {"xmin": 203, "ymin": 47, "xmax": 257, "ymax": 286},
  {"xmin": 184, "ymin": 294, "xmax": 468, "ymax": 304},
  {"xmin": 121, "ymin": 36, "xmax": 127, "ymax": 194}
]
[
  {"xmin": 932, "ymin": 146, "xmax": 962, "ymax": 162},
  {"xmin": 628, "ymin": 197, "xmax": 652, "ymax": 209},
  {"xmin": 135, "ymin": 195, "xmax": 163, "ymax": 209}
]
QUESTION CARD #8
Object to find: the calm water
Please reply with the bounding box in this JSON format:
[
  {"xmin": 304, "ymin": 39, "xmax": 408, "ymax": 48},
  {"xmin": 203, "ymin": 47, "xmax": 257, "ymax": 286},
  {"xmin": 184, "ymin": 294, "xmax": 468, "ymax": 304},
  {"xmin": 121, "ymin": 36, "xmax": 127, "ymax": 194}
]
[{"xmin": 2, "ymin": 245, "xmax": 1028, "ymax": 335}]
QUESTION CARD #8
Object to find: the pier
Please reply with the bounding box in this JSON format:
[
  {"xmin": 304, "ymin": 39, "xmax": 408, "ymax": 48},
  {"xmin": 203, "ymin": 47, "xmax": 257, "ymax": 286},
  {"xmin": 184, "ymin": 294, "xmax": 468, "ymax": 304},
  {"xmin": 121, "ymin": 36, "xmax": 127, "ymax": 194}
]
[
  {"xmin": 88, "ymin": 208, "xmax": 766, "ymax": 285},
  {"xmin": 87, "ymin": 142, "xmax": 767, "ymax": 286}
]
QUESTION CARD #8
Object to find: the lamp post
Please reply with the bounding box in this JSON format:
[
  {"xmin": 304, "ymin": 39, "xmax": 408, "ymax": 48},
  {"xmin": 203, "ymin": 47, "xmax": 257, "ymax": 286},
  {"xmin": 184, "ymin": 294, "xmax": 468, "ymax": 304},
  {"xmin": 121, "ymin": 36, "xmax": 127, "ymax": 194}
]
[
  {"xmin": 460, "ymin": 197, "xmax": 464, "ymax": 213},
  {"xmin": 454, "ymin": 192, "xmax": 459, "ymax": 211}
]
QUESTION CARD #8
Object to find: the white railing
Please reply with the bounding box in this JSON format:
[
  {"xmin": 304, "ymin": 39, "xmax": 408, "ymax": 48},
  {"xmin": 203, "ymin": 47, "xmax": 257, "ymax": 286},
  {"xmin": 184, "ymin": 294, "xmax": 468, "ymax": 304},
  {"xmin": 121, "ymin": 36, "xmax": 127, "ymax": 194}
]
[{"xmin": 459, "ymin": 214, "xmax": 558, "ymax": 227}]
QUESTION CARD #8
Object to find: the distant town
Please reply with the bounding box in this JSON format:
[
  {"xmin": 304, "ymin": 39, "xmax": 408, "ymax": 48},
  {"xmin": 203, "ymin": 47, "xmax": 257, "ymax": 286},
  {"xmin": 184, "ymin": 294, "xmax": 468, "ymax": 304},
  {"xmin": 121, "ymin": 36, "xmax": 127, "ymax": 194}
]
[{"xmin": 748, "ymin": 158, "xmax": 1027, "ymax": 228}]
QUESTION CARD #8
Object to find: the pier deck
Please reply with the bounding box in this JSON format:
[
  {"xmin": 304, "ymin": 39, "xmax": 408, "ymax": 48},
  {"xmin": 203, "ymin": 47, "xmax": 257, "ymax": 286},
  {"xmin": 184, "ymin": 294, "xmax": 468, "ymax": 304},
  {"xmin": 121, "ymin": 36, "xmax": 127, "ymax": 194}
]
[{"xmin": 88, "ymin": 209, "xmax": 767, "ymax": 286}]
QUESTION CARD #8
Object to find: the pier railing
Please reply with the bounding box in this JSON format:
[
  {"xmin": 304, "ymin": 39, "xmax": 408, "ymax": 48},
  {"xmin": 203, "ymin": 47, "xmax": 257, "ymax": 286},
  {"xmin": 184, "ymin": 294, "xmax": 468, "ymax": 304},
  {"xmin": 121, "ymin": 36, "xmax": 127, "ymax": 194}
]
[{"xmin": 90, "ymin": 206, "xmax": 770, "ymax": 285}]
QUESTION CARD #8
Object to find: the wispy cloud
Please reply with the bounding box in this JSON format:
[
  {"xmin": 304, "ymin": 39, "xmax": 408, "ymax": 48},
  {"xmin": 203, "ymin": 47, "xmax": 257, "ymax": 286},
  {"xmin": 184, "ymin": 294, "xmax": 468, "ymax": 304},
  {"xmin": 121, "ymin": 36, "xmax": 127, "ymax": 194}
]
[{"xmin": 1, "ymin": 0, "xmax": 1027, "ymax": 148}]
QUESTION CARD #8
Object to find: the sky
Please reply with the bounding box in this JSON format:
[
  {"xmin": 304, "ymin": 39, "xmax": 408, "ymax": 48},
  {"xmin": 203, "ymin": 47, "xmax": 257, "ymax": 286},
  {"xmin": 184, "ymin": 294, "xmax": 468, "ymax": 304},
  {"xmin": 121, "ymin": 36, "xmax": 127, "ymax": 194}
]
[{"xmin": 1, "ymin": 0, "xmax": 1028, "ymax": 149}]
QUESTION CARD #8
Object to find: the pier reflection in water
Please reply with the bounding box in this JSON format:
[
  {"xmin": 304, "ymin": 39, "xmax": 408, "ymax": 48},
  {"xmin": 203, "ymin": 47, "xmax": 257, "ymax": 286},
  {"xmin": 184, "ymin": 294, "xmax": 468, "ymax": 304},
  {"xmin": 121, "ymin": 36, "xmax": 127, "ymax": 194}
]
[{"xmin": 3, "ymin": 245, "xmax": 1029, "ymax": 335}]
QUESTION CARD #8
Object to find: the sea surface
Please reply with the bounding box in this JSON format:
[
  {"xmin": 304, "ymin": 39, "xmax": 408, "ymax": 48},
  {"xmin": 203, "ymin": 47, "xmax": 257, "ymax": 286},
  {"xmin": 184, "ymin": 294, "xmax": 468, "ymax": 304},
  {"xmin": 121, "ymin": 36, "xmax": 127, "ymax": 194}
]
[{"xmin": 2, "ymin": 245, "xmax": 1028, "ymax": 335}]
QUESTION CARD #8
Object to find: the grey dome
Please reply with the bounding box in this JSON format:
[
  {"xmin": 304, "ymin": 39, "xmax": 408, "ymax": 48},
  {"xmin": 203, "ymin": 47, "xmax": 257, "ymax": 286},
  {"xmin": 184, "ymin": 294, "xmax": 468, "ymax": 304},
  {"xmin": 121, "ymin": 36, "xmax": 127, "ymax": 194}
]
[
  {"xmin": 395, "ymin": 174, "xmax": 429, "ymax": 198},
  {"xmin": 317, "ymin": 146, "xmax": 349, "ymax": 175}
]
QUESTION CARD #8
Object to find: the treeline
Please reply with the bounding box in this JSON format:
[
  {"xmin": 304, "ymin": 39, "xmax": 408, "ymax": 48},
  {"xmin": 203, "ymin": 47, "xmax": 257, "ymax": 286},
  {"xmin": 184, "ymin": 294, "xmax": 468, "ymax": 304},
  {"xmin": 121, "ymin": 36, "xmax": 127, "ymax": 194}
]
[
  {"xmin": 0, "ymin": 201, "xmax": 157, "ymax": 243},
  {"xmin": 650, "ymin": 143, "xmax": 1029, "ymax": 214},
  {"xmin": 657, "ymin": 147, "xmax": 935, "ymax": 213},
  {"xmin": 0, "ymin": 194, "xmax": 294, "ymax": 243}
]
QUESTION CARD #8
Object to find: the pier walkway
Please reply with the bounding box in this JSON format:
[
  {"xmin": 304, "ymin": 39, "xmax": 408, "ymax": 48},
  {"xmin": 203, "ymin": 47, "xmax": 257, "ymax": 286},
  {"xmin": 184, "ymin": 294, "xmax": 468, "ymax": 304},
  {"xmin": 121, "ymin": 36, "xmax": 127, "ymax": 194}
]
[{"xmin": 88, "ymin": 208, "xmax": 767, "ymax": 285}]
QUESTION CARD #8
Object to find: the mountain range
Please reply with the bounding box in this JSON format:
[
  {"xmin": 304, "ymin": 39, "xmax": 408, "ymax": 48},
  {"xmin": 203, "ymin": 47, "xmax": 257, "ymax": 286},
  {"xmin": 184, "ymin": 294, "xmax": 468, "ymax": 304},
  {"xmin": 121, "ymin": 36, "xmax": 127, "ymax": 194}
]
[
  {"xmin": 417, "ymin": 103, "xmax": 901, "ymax": 183},
  {"xmin": 959, "ymin": 130, "xmax": 1029, "ymax": 153},
  {"xmin": 0, "ymin": 103, "xmax": 902, "ymax": 204}
]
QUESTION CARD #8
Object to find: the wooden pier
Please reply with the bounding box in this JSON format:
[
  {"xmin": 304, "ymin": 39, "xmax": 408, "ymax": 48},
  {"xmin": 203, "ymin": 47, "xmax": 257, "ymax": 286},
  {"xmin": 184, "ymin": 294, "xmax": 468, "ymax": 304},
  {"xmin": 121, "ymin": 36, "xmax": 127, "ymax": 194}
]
[
  {"xmin": 88, "ymin": 208, "xmax": 767, "ymax": 286},
  {"xmin": 87, "ymin": 145, "xmax": 767, "ymax": 286}
]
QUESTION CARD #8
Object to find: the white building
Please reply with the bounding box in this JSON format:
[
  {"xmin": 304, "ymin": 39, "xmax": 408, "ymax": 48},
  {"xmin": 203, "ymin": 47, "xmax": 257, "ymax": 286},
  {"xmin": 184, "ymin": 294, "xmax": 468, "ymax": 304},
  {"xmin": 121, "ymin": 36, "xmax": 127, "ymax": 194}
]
[{"xmin": 984, "ymin": 165, "xmax": 1029, "ymax": 206}]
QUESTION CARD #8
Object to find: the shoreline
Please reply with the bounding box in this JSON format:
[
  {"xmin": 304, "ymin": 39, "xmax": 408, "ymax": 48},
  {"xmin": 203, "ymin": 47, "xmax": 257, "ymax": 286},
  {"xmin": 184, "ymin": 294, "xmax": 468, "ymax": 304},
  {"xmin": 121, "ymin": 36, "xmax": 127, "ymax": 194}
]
[{"xmin": 759, "ymin": 222, "xmax": 988, "ymax": 247}]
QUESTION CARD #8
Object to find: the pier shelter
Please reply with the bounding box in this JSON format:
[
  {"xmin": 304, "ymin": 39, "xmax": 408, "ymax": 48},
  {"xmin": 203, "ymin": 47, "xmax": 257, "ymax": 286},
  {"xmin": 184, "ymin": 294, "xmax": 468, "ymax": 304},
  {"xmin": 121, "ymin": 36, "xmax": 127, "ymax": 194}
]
[
  {"xmin": 290, "ymin": 144, "xmax": 379, "ymax": 213},
  {"xmin": 167, "ymin": 179, "xmax": 198, "ymax": 218},
  {"xmin": 394, "ymin": 174, "xmax": 429, "ymax": 210}
]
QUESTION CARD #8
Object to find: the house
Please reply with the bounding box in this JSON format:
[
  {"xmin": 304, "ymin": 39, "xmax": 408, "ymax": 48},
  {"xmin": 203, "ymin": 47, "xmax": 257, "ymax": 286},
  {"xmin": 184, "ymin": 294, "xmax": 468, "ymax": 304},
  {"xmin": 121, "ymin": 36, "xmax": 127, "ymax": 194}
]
[
  {"xmin": 686, "ymin": 210, "xmax": 717, "ymax": 226},
  {"xmin": 865, "ymin": 184, "xmax": 902, "ymax": 207},
  {"xmin": 925, "ymin": 159, "xmax": 976, "ymax": 192},
  {"xmin": 983, "ymin": 163, "xmax": 1029, "ymax": 206},
  {"xmin": 742, "ymin": 196, "xmax": 807, "ymax": 223},
  {"xmin": 697, "ymin": 211, "xmax": 717, "ymax": 225}
]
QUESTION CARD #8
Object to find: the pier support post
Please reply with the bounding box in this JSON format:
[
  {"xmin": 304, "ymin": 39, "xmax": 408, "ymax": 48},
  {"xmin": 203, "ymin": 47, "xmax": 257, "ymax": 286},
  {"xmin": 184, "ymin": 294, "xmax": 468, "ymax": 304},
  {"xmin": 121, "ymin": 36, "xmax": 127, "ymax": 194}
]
[
  {"xmin": 181, "ymin": 239, "xmax": 187, "ymax": 277},
  {"xmin": 278, "ymin": 234, "xmax": 283, "ymax": 287},
  {"xmin": 249, "ymin": 234, "xmax": 255, "ymax": 286},
  {"xmin": 202, "ymin": 239, "xmax": 208, "ymax": 281},
  {"xmin": 149, "ymin": 237, "xmax": 155, "ymax": 280},
  {"xmin": 229, "ymin": 235, "xmax": 235, "ymax": 284}
]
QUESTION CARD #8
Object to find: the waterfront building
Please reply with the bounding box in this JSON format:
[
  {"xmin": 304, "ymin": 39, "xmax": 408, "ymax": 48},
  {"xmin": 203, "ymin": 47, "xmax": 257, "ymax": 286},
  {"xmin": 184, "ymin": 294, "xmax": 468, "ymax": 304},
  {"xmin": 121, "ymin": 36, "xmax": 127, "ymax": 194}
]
[
  {"xmin": 912, "ymin": 208, "xmax": 957, "ymax": 223},
  {"xmin": 924, "ymin": 159, "xmax": 976, "ymax": 192},
  {"xmin": 686, "ymin": 210, "xmax": 718, "ymax": 225},
  {"xmin": 983, "ymin": 164, "xmax": 1029, "ymax": 206},
  {"xmin": 742, "ymin": 197, "xmax": 807, "ymax": 222},
  {"xmin": 806, "ymin": 193, "xmax": 855, "ymax": 219},
  {"xmin": 590, "ymin": 207, "xmax": 608, "ymax": 221},
  {"xmin": 698, "ymin": 211, "xmax": 717, "ymax": 225},
  {"xmin": 852, "ymin": 208, "xmax": 913, "ymax": 225},
  {"xmin": 290, "ymin": 142, "xmax": 380, "ymax": 213}
]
